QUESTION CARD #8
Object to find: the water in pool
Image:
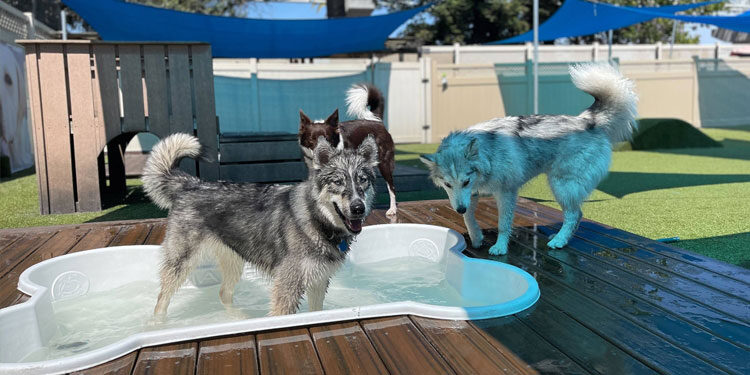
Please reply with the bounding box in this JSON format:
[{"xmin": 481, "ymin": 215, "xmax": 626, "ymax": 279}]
[{"xmin": 23, "ymin": 256, "xmax": 482, "ymax": 362}]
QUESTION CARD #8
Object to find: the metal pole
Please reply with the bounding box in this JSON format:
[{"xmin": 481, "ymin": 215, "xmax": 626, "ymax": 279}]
[
  {"xmin": 608, "ymin": 29, "xmax": 613, "ymax": 62},
  {"xmin": 533, "ymin": 0, "xmax": 539, "ymax": 115},
  {"xmin": 61, "ymin": 9, "xmax": 67, "ymax": 40}
]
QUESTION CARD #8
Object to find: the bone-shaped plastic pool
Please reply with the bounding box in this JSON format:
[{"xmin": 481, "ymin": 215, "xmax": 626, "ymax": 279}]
[{"xmin": 0, "ymin": 224, "xmax": 539, "ymax": 374}]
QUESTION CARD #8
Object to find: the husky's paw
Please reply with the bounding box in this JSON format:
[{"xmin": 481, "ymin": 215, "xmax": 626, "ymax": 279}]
[
  {"xmin": 469, "ymin": 233, "xmax": 484, "ymax": 248},
  {"xmin": 489, "ymin": 242, "xmax": 508, "ymax": 256},
  {"xmin": 547, "ymin": 235, "xmax": 569, "ymax": 249},
  {"xmin": 386, "ymin": 206, "xmax": 398, "ymax": 217}
]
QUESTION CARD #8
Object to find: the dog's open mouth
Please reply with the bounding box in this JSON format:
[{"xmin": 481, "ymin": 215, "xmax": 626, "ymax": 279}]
[{"xmin": 333, "ymin": 203, "xmax": 363, "ymax": 233}]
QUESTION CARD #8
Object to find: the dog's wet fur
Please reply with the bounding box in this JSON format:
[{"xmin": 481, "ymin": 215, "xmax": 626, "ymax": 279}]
[
  {"xmin": 143, "ymin": 133, "xmax": 379, "ymax": 318},
  {"xmin": 421, "ymin": 63, "xmax": 638, "ymax": 255},
  {"xmin": 299, "ymin": 84, "xmax": 398, "ymax": 216}
]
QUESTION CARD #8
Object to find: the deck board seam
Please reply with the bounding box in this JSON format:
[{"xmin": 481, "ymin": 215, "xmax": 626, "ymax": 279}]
[
  {"xmin": 405, "ymin": 315, "xmax": 464, "ymax": 375},
  {"xmin": 306, "ymin": 327, "xmax": 328, "ymax": 375},
  {"xmin": 355, "ymin": 321, "xmax": 393, "ymax": 375}
]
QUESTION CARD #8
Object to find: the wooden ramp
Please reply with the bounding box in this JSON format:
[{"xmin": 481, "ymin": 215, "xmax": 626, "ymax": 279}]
[{"xmin": 1, "ymin": 198, "xmax": 748, "ymax": 374}]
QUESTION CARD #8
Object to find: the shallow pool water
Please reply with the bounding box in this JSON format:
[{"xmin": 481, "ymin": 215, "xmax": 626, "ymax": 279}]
[{"xmin": 25, "ymin": 257, "xmax": 478, "ymax": 362}]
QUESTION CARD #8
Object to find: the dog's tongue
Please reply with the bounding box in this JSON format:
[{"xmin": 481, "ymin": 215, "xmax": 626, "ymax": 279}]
[{"xmin": 347, "ymin": 218, "xmax": 363, "ymax": 232}]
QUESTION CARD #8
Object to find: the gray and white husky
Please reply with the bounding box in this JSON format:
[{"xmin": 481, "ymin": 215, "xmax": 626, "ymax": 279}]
[
  {"xmin": 420, "ymin": 63, "xmax": 638, "ymax": 255},
  {"xmin": 142, "ymin": 133, "xmax": 379, "ymax": 318}
]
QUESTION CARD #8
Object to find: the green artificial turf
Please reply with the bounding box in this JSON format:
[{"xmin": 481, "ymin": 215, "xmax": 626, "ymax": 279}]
[
  {"xmin": 2, "ymin": 127, "xmax": 748, "ymax": 268},
  {"xmin": 390, "ymin": 127, "xmax": 750, "ymax": 268},
  {"xmin": 0, "ymin": 171, "xmax": 166, "ymax": 228}
]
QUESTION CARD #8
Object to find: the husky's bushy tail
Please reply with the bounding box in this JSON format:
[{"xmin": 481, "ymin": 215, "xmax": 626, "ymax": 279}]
[
  {"xmin": 142, "ymin": 133, "xmax": 201, "ymax": 210},
  {"xmin": 570, "ymin": 63, "xmax": 638, "ymax": 143},
  {"xmin": 345, "ymin": 83, "xmax": 385, "ymax": 122}
]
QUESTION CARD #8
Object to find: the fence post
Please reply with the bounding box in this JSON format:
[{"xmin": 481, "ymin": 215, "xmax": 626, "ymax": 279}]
[
  {"xmin": 526, "ymin": 59, "xmax": 534, "ymax": 115},
  {"xmin": 453, "ymin": 42, "xmax": 461, "ymax": 64},
  {"xmin": 655, "ymin": 42, "xmax": 662, "ymax": 60}
]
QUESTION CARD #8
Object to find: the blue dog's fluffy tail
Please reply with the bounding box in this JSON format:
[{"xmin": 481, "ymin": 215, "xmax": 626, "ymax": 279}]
[{"xmin": 570, "ymin": 63, "xmax": 639, "ymax": 143}]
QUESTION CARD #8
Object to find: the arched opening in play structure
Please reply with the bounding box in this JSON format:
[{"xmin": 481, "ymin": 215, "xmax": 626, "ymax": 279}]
[{"xmin": 98, "ymin": 132, "xmax": 162, "ymax": 209}]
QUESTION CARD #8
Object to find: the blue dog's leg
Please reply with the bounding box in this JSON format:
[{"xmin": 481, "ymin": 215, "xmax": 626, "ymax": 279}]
[
  {"xmin": 548, "ymin": 207, "xmax": 582, "ymax": 249},
  {"xmin": 464, "ymin": 195, "xmax": 483, "ymax": 248},
  {"xmin": 489, "ymin": 190, "xmax": 517, "ymax": 255}
]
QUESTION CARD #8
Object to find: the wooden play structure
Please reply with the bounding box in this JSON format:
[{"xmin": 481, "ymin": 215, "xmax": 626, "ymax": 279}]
[{"xmin": 20, "ymin": 40, "xmax": 219, "ymax": 214}]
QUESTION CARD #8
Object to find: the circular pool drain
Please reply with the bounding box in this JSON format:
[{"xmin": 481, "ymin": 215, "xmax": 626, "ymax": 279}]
[
  {"xmin": 51, "ymin": 271, "xmax": 90, "ymax": 301},
  {"xmin": 409, "ymin": 239, "xmax": 440, "ymax": 262}
]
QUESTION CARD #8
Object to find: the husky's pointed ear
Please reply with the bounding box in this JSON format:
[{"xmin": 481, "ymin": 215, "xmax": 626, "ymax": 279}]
[
  {"xmin": 313, "ymin": 136, "xmax": 335, "ymax": 169},
  {"xmin": 358, "ymin": 135, "xmax": 379, "ymax": 167},
  {"xmin": 325, "ymin": 109, "xmax": 339, "ymax": 127},
  {"xmin": 300, "ymin": 110, "xmax": 312, "ymax": 130},
  {"xmin": 465, "ymin": 138, "xmax": 479, "ymax": 160},
  {"xmin": 419, "ymin": 153, "xmax": 436, "ymax": 169}
]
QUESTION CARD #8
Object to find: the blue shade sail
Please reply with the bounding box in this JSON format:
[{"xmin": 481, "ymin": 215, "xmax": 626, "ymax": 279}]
[
  {"xmin": 492, "ymin": 0, "xmax": 719, "ymax": 44},
  {"xmin": 62, "ymin": 0, "xmax": 430, "ymax": 58}
]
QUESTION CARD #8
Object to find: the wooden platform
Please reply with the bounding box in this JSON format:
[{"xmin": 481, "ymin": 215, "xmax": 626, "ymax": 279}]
[{"xmin": 1, "ymin": 198, "xmax": 748, "ymax": 374}]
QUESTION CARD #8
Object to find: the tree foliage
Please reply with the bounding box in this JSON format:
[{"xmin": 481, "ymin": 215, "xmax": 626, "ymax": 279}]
[
  {"xmin": 129, "ymin": 0, "xmax": 254, "ymax": 17},
  {"xmin": 378, "ymin": 0, "xmax": 724, "ymax": 45}
]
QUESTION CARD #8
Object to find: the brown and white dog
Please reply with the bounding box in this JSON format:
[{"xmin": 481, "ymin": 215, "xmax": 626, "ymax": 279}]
[{"xmin": 299, "ymin": 84, "xmax": 397, "ymax": 217}]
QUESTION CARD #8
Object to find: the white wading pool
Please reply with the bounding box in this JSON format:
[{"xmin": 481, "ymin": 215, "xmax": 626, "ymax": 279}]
[{"xmin": 0, "ymin": 224, "xmax": 539, "ymax": 374}]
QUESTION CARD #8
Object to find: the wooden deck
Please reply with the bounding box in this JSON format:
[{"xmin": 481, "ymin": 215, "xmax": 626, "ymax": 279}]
[{"xmin": 1, "ymin": 198, "xmax": 748, "ymax": 374}]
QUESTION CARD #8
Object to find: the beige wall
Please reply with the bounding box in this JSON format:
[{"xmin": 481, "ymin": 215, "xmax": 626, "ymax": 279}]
[
  {"xmin": 430, "ymin": 63, "xmax": 506, "ymax": 141},
  {"xmin": 428, "ymin": 58, "xmax": 750, "ymax": 140}
]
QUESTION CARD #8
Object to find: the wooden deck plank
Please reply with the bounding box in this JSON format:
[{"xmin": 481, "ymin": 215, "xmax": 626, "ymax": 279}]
[
  {"xmin": 70, "ymin": 351, "xmax": 137, "ymax": 375},
  {"xmin": 360, "ymin": 316, "xmax": 456, "ymax": 375},
  {"xmin": 132, "ymin": 342, "xmax": 197, "ymax": 375},
  {"xmin": 472, "ymin": 315, "xmax": 592, "ymax": 375},
  {"xmin": 144, "ymin": 223, "xmax": 166, "ymax": 245},
  {"xmin": 515, "ymin": 198, "xmax": 750, "ymax": 284},
  {"xmin": 411, "ymin": 316, "xmax": 538, "ymax": 374},
  {"xmin": 510, "ymin": 202, "xmax": 750, "ymax": 300},
  {"xmin": 309, "ymin": 321, "xmax": 389, "ymax": 375},
  {"xmin": 256, "ymin": 328, "xmax": 324, "ymax": 375},
  {"xmin": 197, "ymin": 335, "xmax": 258, "ymax": 375},
  {"xmin": 0, "ymin": 231, "xmax": 56, "ymax": 279},
  {"xmin": 108, "ymin": 224, "xmax": 153, "ymax": 247},
  {"xmin": 518, "ymin": 300, "xmax": 658, "ymax": 375}
]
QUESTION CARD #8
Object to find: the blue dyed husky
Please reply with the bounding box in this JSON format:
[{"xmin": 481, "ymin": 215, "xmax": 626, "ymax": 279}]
[{"xmin": 420, "ymin": 63, "xmax": 638, "ymax": 255}]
